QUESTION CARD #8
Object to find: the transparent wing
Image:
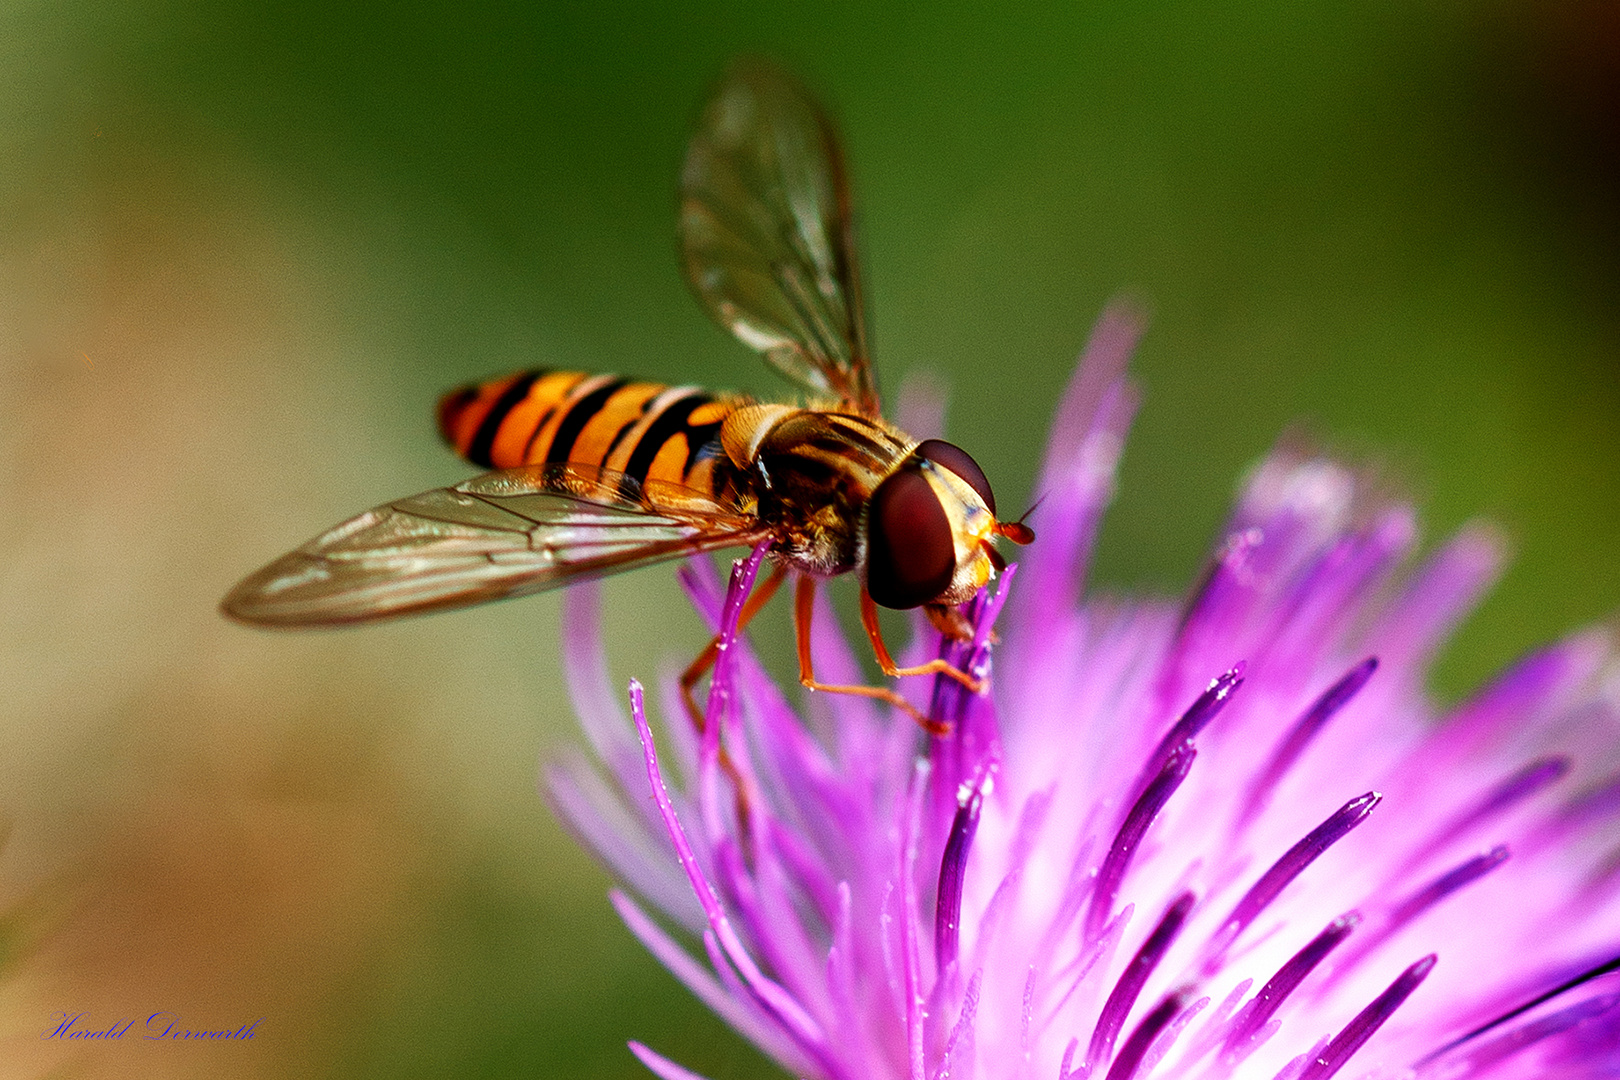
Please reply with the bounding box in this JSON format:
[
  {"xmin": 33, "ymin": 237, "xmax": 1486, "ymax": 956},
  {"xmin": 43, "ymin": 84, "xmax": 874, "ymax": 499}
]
[
  {"xmin": 222, "ymin": 464, "xmax": 763, "ymax": 626},
  {"xmin": 680, "ymin": 59, "xmax": 879, "ymax": 415}
]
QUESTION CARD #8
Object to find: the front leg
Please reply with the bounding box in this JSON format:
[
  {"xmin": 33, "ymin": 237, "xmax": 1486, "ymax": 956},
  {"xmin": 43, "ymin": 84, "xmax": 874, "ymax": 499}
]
[
  {"xmin": 861, "ymin": 591, "xmax": 985, "ymax": 693},
  {"xmin": 794, "ymin": 575, "xmax": 950, "ymax": 735}
]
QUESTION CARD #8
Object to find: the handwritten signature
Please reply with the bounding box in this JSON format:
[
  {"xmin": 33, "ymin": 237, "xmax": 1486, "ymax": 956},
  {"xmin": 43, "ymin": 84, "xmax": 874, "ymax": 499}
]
[{"xmin": 44, "ymin": 1012, "xmax": 261, "ymax": 1041}]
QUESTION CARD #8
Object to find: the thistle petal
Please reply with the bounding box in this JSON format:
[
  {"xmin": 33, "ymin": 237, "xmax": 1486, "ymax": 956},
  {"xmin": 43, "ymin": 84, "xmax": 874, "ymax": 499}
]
[{"xmin": 551, "ymin": 308, "xmax": 1620, "ymax": 1080}]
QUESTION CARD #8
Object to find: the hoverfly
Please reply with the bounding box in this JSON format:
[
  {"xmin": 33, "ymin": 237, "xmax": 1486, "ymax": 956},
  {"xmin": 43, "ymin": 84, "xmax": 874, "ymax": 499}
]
[{"xmin": 223, "ymin": 61, "xmax": 1033, "ymax": 731}]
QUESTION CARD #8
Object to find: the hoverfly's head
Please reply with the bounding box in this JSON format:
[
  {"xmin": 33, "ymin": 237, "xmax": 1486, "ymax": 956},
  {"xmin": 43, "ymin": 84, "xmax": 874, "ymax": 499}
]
[{"xmin": 863, "ymin": 439, "xmax": 1035, "ymax": 610}]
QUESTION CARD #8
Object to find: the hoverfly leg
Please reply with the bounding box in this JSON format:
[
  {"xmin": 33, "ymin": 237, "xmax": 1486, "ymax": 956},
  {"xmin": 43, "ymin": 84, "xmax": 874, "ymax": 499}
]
[
  {"xmin": 794, "ymin": 576, "xmax": 951, "ymax": 736},
  {"xmin": 677, "ymin": 558, "xmax": 787, "ymax": 842},
  {"xmin": 680, "ymin": 560, "xmax": 788, "ymax": 731},
  {"xmin": 860, "ymin": 593, "xmax": 985, "ymax": 694}
]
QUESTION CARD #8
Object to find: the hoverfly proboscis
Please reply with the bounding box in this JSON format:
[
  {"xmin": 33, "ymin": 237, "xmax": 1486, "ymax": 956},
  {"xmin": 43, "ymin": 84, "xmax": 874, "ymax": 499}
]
[{"xmin": 222, "ymin": 61, "xmax": 1034, "ymax": 734}]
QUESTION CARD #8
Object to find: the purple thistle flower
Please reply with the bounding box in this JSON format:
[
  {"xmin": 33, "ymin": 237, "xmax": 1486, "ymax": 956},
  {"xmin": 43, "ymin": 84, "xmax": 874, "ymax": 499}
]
[{"xmin": 548, "ymin": 306, "xmax": 1620, "ymax": 1080}]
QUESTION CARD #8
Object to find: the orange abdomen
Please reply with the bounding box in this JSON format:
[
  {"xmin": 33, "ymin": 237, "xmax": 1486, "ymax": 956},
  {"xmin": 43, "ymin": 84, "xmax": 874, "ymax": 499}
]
[{"xmin": 437, "ymin": 369, "xmax": 738, "ymax": 495}]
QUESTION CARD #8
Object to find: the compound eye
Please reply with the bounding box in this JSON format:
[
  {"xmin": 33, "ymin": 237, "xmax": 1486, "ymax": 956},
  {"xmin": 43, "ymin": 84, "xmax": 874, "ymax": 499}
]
[
  {"xmin": 915, "ymin": 439, "xmax": 994, "ymax": 514},
  {"xmin": 866, "ymin": 465, "xmax": 956, "ymax": 609}
]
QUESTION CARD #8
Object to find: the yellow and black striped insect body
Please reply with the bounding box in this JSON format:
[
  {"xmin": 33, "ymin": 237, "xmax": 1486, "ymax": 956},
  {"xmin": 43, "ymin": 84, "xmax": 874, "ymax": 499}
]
[{"xmin": 223, "ymin": 62, "xmax": 1033, "ymax": 725}]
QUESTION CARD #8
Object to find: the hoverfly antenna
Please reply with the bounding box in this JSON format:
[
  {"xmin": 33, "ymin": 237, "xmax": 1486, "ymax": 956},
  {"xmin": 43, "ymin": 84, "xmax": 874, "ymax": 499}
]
[
  {"xmin": 996, "ymin": 495, "xmax": 1044, "ymax": 546},
  {"xmin": 998, "ymin": 521, "xmax": 1036, "ymax": 545}
]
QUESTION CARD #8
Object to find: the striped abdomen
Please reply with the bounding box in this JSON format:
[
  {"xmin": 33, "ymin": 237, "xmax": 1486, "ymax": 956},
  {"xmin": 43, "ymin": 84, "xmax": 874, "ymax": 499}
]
[{"xmin": 437, "ymin": 370, "xmax": 738, "ymax": 497}]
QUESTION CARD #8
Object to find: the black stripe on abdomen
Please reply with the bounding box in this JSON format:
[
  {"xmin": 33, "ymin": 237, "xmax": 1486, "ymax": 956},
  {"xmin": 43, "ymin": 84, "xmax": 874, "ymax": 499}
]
[
  {"xmin": 600, "ymin": 397, "xmax": 655, "ymax": 463},
  {"xmin": 467, "ymin": 371, "xmax": 541, "ymax": 468},
  {"xmin": 546, "ymin": 378, "xmax": 630, "ymax": 465},
  {"xmin": 621, "ymin": 393, "xmax": 711, "ymax": 488},
  {"xmin": 681, "ymin": 420, "xmax": 723, "ymax": 474}
]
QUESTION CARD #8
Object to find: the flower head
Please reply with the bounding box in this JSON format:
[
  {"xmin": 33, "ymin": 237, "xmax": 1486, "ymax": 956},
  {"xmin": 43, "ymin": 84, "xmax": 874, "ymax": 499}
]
[{"xmin": 549, "ymin": 307, "xmax": 1620, "ymax": 1080}]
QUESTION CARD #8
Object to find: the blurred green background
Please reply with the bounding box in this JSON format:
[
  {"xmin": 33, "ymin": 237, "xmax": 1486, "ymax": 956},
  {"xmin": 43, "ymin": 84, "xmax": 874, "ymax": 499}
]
[{"xmin": 0, "ymin": 1, "xmax": 1616, "ymax": 1077}]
